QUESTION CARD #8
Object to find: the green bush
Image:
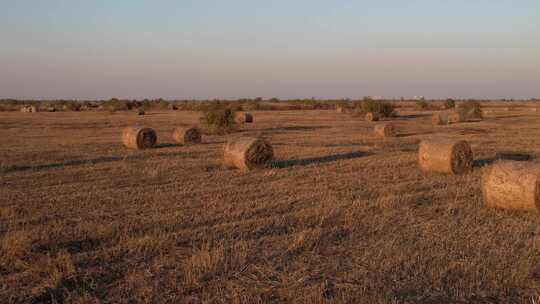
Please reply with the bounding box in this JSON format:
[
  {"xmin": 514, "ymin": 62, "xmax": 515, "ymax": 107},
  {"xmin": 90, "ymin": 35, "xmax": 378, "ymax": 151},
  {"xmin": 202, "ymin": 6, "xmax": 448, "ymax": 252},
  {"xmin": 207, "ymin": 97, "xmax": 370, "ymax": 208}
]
[
  {"xmin": 102, "ymin": 98, "xmax": 129, "ymax": 112},
  {"xmin": 229, "ymin": 102, "xmax": 244, "ymax": 112},
  {"xmin": 241, "ymin": 100, "xmax": 259, "ymax": 111},
  {"xmin": 62, "ymin": 101, "xmax": 81, "ymax": 111},
  {"xmin": 0, "ymin": 100, "xmax": 26, "ymax": 111},
  {"xmin": 460, "ymin": 100, "xmax": 483, "ymax": 119},
  {"xmin": 355, "ymin": 100, "xmax": 396, "ymax": 118},
  {"xmin": 143, "ymin": 98, "xmax": 169, "ymax": 111},
  {"xmin": 444, "ymin": 99, "xmax": 456, "ymax": 109},
  {"xmin": 416, "ymin": 100, "xmax": 429, "ymax": 110},
  {"xmin": 199, "ymin": 102, "xmax": 237, "ymax": 134}
]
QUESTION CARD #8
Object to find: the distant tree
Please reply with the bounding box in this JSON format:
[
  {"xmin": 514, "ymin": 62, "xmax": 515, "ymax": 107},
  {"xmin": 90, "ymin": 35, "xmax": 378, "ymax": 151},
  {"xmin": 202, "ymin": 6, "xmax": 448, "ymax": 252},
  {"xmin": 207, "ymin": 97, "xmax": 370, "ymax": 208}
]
[
  {"xmin": 459, "ymin": 100, "xmax": 483, "ymax": 119},
  {"xmin": 416, "ymin": 100, "xmax": 429, "ymax": 110},
  {"xmin": 199, "ymin": 102, "xmax": 237, "ymax": 134},
  {"xmin": 444, "ymin": 99, "xmax": 456, "ymax": 109}
]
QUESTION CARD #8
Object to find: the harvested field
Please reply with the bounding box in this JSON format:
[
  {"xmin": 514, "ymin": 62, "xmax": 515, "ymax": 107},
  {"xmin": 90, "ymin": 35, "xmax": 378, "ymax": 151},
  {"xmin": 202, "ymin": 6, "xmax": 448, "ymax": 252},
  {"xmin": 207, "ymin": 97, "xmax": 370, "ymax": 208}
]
[{"xmin": 2, "ymin": 108, "xmax": 540, "ymax": 303}]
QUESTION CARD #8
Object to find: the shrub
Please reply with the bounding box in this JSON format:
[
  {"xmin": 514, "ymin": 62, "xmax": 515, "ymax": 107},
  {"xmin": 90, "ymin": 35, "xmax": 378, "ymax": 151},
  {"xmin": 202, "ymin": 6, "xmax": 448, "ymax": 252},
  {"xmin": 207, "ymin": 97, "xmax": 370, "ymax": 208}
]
[
  {"xmin": 241, "ymin": 100, "xmax": 259, "ymax": 111},
  {"xmin": 199, "ymin": 102, "xmax": 237, "ymax": 134},
  {"xmin": 355, "ymin": 100, "xmax": 396, "ymax": 118},
  {"xmin": 102, "ymin": 98, "xmax": 129, "ymax": 112},
  {"xmin": 416, "ymin": 100, "xmax": 429, "ymax": 110},
  {"xmin": 229, "ymin": 102, "xmax": 244, "ymax": 112},
  {"xmin": 0, "ymin": 100, "xmax": 24, "ymax": 111},
  {"xmin": 380, "ymin": 102, "xmax": 396, "ymax": 117},
  {"xmin": 143, "ymin": 98, "xmax": 169, "ymax": 111},
  {"xmin": 62, "ymin": 101, "xmax": 81, "ymax": 111},
  {"xmin": 335, "ymin": 100, "xmax": 350, "ymax": 109},
  {"xmin": 460, "ymin": 100, "xmax": 483, "ymax": 119},
  {"xmin": 444, "ymin": 99, "xmax": 456, "ymax": 109}
]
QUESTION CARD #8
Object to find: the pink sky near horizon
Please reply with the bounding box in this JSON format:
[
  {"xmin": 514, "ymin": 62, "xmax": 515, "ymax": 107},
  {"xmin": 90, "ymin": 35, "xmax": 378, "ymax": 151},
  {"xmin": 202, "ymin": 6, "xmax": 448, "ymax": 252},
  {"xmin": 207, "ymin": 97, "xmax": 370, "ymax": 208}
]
[{"xmin": 1, "ymin": 1, "xmax": 539, "ymax": 100}]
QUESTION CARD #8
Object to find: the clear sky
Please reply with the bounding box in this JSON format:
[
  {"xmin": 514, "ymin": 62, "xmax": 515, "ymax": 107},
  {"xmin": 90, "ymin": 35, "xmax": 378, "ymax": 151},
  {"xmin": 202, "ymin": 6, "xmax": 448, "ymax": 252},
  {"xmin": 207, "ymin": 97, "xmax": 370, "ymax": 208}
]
[{"xmin": 1, "ymin": 0, "xmax": 539, "ymax": 99}]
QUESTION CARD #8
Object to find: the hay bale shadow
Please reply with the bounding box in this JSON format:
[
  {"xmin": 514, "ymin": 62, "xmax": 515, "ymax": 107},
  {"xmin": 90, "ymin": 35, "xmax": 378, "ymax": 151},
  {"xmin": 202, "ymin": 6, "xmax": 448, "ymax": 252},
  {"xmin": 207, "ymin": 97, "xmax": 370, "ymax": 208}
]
[
  {"xmin": 273, "ymin": 151, "xmax": 371, "ymax": 168},
  {"xmin": 264, "ymin": 125, "xmax": 332, "ymax": 133},
  {"xmin": 1, "ymin": 151, "xmax": 201, "ymax": 174},
  {"xmin": 155, "ymin": 143, "xmax": 182, "ymax": 149},
  {"xmin": 474, "ymin": 152, "xmax": 532, "ymax": 168},
  {"xmin": 396, "ymin": 131, "xmax": 432, "ymax": 138},
  {"xmin": 495, "ymin": 115, "xmax": 522, "ymax": 119},
  {"xmin": 1, "ymin": 156, "xmax": 127, "ymax": 173},
  {"xmin": 395, "ymin": 113, "xmax": 432, "ymax": 120},
  {"xmin": 457, "ymin": 128, "xmax": 489, "ymax": 135}
]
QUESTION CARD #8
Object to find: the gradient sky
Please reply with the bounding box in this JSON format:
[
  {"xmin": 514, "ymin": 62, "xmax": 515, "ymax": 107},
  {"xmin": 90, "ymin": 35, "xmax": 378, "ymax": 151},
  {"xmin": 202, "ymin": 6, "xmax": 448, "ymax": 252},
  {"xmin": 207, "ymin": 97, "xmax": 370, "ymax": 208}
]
[{"xmin": 1, "ymin": 0, "xmax": 539, "ymax": 99}]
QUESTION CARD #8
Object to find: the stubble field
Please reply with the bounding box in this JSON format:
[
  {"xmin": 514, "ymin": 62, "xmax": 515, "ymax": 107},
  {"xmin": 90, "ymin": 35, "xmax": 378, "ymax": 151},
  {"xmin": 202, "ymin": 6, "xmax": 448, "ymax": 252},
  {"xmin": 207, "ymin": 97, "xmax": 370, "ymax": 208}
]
[{"xmin": 1, "ymin": 108, "xmax": 540, "ymax": 303}]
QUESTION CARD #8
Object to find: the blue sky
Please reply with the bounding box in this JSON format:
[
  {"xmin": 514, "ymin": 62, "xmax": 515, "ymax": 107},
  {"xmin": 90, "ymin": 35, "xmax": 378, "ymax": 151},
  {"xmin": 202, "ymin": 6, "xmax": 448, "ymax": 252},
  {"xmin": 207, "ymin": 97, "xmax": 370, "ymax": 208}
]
[{"xmin": 1, "ymin": 0, "xmax": 539, "ymax": 99}]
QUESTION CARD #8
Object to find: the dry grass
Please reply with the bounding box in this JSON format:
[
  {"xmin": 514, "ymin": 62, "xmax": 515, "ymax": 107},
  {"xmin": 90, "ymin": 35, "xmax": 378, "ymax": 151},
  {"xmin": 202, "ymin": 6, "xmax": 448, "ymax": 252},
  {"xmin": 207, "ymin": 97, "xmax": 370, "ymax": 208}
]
[{"xmin": 2, "ymin": 108, "xmax": 540, "ymax": 303}]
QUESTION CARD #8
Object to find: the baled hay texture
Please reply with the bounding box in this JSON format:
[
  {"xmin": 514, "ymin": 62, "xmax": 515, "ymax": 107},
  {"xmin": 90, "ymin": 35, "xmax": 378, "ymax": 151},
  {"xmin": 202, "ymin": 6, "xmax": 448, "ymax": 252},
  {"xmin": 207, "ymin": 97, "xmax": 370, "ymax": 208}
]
[
  {"xmin": 482, "ymin": 161, "xmax": 540, "ymax": 212},
  {"xmin": 418, "ymin": 139, "xmax": 473, "ymax": 174},
  {"xmin": 365, "ymin": 112, "xmax": 380, "ymax": 122},
  {"xmin": 122, "ymin": 126, "xmax": 157, "ymax": 149},
  {"xmin": 432, "ymin": 113, "xmax": 449, "ymax": 125},
  {"xmin": 172, "ymin": 126, "xmax": 202, "ymax": 144},
  {"xmin": 21, "ymin": 106, "xmax": 37, "ymax": 113},
  {"xmin": 448, "ymin": 111, "xmax": 465, "ymax": 123},
  {"xmin": 374, "ymin": 123, "xmax": 397, "ymax": 138},
  {"xmin": 235, "ymin": 112, "xmax": 253, "ymax": 124},
  {"xmin": 223, "ymin": 137, "xmax": 273, "ymax": 171}
]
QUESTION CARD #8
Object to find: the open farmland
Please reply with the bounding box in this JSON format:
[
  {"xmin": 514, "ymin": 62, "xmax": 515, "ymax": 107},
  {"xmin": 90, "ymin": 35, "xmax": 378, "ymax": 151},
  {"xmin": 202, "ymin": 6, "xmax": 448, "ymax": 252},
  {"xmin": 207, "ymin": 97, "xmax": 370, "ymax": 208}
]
[{"xmin": 2, "ymin": 108, "xmax": 540, "ymax": 303}]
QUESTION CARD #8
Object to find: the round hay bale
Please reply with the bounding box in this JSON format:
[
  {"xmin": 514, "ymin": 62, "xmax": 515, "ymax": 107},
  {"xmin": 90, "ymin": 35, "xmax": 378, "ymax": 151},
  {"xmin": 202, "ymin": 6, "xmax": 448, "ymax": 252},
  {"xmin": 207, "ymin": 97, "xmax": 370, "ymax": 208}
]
[
  {"xmin": 432, "ymin": 113, "xmax": 449, "ymax": 125},
  {"xmin": 448, "ymin": 111, "xmax": 465, "ymax": 123},
  {"xmin": 482, "ymin": 161, "xmax": 540, "ymax": 212},
  {"xmin": 172, "ymin": 126, "xmax": 202, "ymax": 144},
  {"xmin": 21, "ymin": 105, "xmax": 38, "ymax": 113},
  {"xmin": 365, "ymin": 112, "xmax": 380, "ymax": 122},
  {"xmin": 122, "ymin": 126, "xmax": 157, "ymax": 149},
  {"xmin": 418, "ymin": 139, "xmax": 473, "ymax": 174},
  {"xmin": 245, "ymin": 112, "xmax": 253, "ymax": 123},
  {"xmin": 223, "ymin": 137, "xmax": 273, "ymax": 171},
  {"xmin": 336, "ymin": 106, "xmax": 344, "ymax": 113},
  {"xmin": 374, "ymin": 123, "xmax": 397, "ymax": 138},
  {"xmin": 235, "ymin": 112, "xmax": 253, "ymax": 124}
]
